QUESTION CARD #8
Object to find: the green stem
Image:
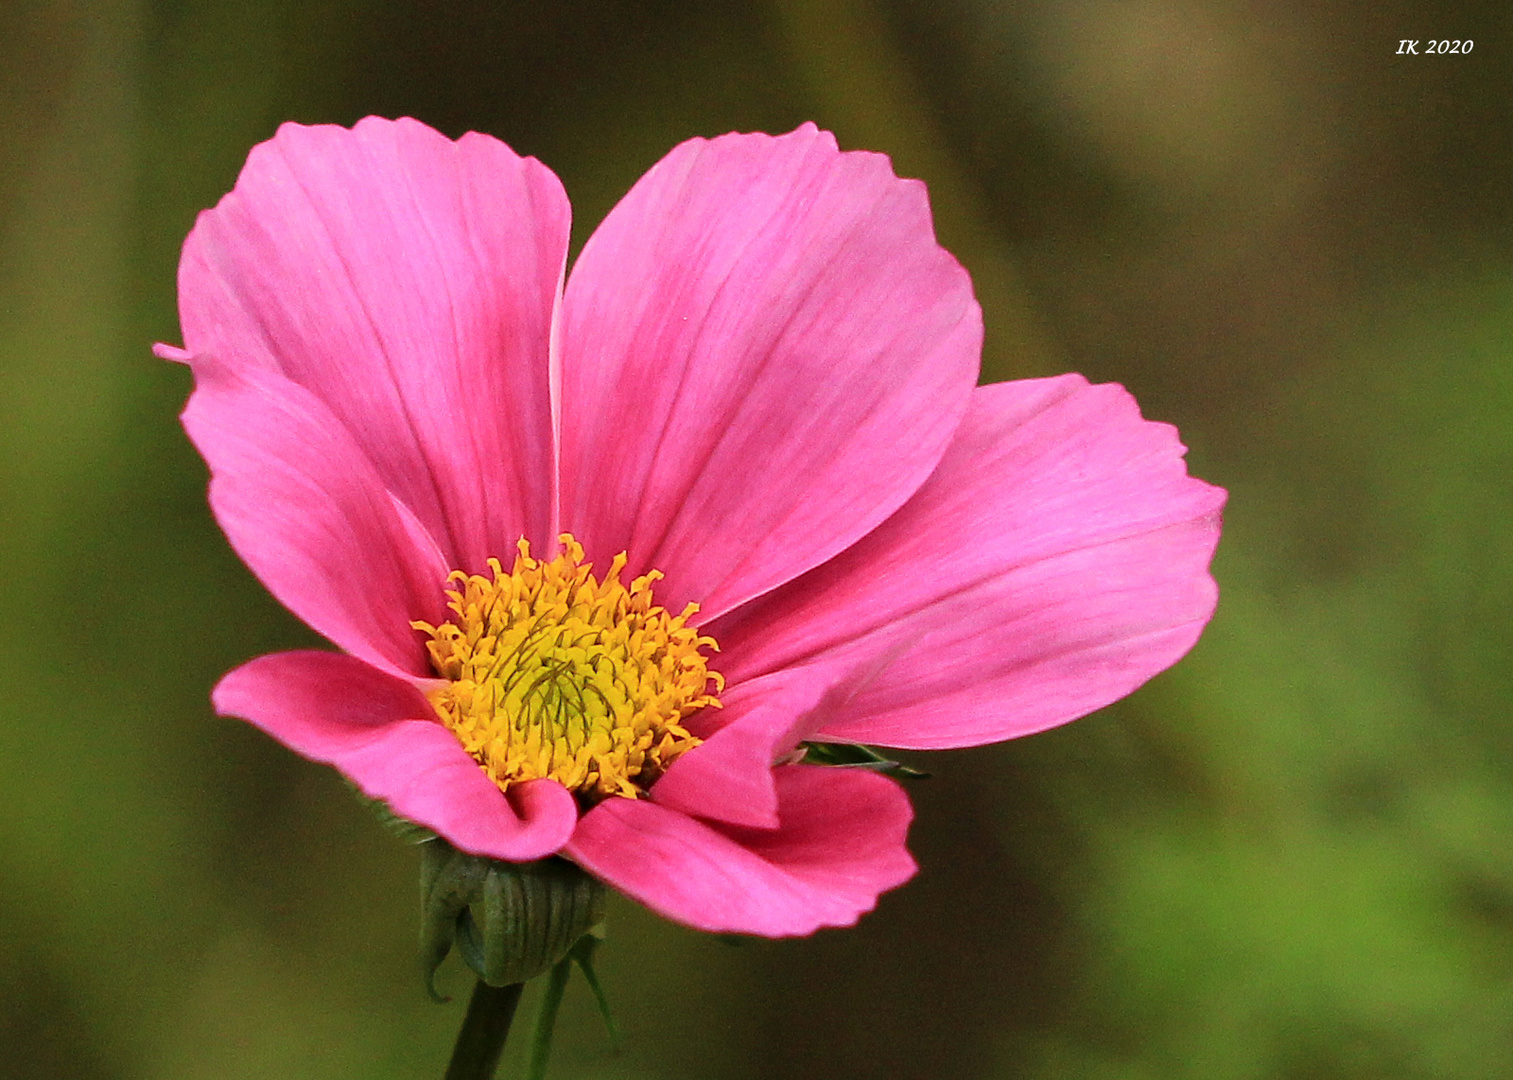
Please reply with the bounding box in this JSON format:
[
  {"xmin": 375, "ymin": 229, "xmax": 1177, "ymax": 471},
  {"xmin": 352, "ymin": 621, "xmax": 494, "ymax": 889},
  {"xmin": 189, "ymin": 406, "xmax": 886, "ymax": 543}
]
[
  {"xmin": 444, "ymin": 979, "xmax": 525, "ymax": 1080},
  {"xmin": 525, "ymin": 956, "xmax": 573, "ymax": 1080}
]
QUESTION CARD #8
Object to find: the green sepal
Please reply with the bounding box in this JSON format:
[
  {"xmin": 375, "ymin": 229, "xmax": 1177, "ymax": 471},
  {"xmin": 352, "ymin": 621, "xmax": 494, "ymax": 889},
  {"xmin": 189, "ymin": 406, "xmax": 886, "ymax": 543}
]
[
  {"xmin": 524, "ymin": 927, "xmax": 621, "ymax": 1080},
  {"xmin": 525, "ymin": 954, "xmax": 572, "ymax": 1080},
  {"xmin": 800, "ymin": 741, "xmax": 930, "ymax": 779},
  {"xmin": 344, "ymin": 779, "xmax": 438, "ymax": 843},
  {"xmin": 419, "ymin": 839, "xmax": 606, "ymax": 1001},
  {"xmin": 569, "ymin": 929, "xmax": 620, "ymax": 1050},
  {"xmin": 371, "ymin": 799, "xmax": 439, "ymax": 844}
]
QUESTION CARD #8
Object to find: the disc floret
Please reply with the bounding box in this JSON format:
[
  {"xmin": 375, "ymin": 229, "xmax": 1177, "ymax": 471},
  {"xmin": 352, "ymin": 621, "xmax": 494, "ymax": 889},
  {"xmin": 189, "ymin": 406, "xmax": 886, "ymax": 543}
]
[{"xmin": 412, "ymin": 535, "xmax": 722, "ymax": 800}]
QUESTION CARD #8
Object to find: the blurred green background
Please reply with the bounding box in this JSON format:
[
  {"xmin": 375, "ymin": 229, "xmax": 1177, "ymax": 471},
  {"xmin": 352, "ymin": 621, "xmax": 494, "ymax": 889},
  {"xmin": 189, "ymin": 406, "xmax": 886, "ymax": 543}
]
[{"xmin": 2, "ymin": 1, "xmax": 1510, "ymax": 1077}]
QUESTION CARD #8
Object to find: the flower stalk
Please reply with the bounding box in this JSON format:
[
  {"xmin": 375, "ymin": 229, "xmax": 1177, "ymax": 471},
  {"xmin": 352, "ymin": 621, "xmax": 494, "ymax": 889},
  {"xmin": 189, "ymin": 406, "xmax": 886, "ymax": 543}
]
[
  {"xmin": 444, "ymin": 979, "xmax": 524, "ymax": 1080},
  {"xmin": 525, "ymin": 957, "xmax": 572, "ymax": 1080}
]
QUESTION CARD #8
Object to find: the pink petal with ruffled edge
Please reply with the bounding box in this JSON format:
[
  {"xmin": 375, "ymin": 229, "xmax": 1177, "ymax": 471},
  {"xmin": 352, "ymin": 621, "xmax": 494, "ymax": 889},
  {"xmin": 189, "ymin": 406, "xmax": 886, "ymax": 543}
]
[
  {"xmin": 711, "ymin": 374, "xmax": 1226, "ymax": 748},
  {"xmin": 558, "ymin": 123, "xmax": 980, "ymax": 620},
  {"xmin": 566, "ymin": 764, "xmax": 915, "ymax": 936},
  {"xmin": 172, "ymin": 117, "xmax": 569, "ymax": 572},
  {"xmin": 651, "ymin": 645, "xmax": 911, "ymax": 829},
  {"xmin": 215, "ymin": 651, "xmax": 578, "ymax": 861},
  {"xmin": 646, "ymin": 678, "xmax": 808, "ymax": 830},
  {"xmin": 179, "ymin": 356, "xmax": 450, "ymax": 675}
]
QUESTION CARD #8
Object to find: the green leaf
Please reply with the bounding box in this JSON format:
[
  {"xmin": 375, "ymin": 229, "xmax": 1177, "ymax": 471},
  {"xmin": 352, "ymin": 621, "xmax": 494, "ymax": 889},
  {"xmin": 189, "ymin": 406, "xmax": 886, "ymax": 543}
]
[{"xmin": 800, "ymin": 741, "xmax": 930, "ymax": 779}]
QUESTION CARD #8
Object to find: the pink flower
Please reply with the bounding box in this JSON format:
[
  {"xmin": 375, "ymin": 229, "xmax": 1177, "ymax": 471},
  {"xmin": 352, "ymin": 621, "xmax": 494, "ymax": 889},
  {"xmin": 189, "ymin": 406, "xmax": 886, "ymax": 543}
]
[{"xmin": 158, "ymin": 117, "xmax": 1224, "ymax": 937}]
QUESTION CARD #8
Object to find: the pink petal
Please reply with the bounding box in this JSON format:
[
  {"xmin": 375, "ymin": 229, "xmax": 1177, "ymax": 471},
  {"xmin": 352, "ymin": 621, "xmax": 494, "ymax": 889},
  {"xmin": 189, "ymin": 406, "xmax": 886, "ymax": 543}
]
[
  {"xmin": 648, "ymin": 680, "xmax": 803, "ymax": 830},
  {"xmin": 215, "ymin": 651, "xmax": 578, "ymax": 861},
  {"xmin": 566, "ymin": 764, "xmax": 915, "ymax": 936},
  {"xmin": 557, "ymin": 123, "xmax": 980, "ymax": 620},
  {"xmin": 181, "ymin": 356, "xmax": 450, "ymax": 675},
  {"xmin": 651, "ymin": 648, "xmax": 911, "ymax": 829},
  {"xmin": 711, "ymin": 375, "xmax": 1226, "ymax": 749},
  {"xmin": 173, "ymin": 117, "xmax": 569, "ymax": 572}
]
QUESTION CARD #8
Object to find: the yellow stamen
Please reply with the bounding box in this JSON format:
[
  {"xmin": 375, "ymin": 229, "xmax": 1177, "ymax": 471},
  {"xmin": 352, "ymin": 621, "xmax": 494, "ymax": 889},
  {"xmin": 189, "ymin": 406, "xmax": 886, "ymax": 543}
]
[{"xmin": 411, "ymin": 534, "xmax": 723, "ymax": 801}]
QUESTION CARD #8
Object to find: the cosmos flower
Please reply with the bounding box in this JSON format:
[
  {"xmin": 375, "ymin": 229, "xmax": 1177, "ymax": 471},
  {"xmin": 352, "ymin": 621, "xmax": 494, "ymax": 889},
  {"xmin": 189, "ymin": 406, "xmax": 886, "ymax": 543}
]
[{"xmin": 158, "ymin": 117, "xmax": 1224, "ymax": 937}]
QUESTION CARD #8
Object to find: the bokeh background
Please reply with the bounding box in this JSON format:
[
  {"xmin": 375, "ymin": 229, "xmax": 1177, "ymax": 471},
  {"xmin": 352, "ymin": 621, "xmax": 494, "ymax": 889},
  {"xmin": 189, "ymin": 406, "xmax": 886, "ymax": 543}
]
[{"xmin": 2, "ymin": 1, "xmax": 1511, "ymax": 1077}]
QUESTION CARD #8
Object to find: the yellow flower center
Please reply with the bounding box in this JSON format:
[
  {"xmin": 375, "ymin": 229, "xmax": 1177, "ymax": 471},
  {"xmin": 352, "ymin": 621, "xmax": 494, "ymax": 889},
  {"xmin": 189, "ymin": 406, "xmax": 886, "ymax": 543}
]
[{"xmin": 411, "ymin": 534, "xmax": 722, "ymax": 801}]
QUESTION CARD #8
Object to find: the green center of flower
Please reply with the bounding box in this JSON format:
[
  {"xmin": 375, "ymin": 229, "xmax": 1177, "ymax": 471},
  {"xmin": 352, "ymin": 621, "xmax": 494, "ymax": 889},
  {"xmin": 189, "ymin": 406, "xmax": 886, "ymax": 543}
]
[{"xmin": 411, "ymin": 534, "xmax": 722, "ymax": 800}]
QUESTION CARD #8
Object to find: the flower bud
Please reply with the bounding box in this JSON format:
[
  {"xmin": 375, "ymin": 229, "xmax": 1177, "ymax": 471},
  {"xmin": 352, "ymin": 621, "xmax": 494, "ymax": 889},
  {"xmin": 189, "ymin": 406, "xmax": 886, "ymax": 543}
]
[{"xmin": 419, "ymin": 840, "xmax": 606, "ymax": 1000}]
